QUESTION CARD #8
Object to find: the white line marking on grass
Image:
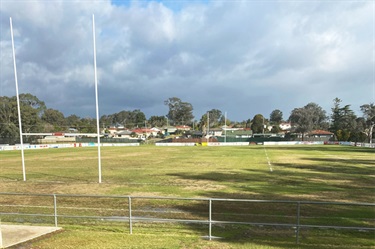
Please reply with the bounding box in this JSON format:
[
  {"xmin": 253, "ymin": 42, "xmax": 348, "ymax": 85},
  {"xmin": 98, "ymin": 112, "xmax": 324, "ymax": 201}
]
[{"xmin": 263, "ymin": 145, "xmax": 273, "ymax": 172}]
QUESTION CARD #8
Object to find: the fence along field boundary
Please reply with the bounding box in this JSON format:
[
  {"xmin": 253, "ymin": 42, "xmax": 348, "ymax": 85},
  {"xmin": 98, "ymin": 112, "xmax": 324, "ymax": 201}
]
[
  {"xmin": 1, "ymin": 141, "xmax": 374, "ymax": 151},
  {"xmin": 0, "ymin": 192, "xmax": 374, "ymax": 244}
]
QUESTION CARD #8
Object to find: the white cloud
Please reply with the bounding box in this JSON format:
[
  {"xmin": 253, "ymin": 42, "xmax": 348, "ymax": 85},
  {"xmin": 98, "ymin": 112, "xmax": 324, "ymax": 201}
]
[{"xmin": 0, "ymin": 0, "xmax": 373, "ymax": 121}]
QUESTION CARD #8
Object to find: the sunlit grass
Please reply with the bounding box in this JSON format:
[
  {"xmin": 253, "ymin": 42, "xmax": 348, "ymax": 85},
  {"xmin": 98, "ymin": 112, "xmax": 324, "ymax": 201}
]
[
  {"xmin": 2, "ymin": 145, "xmax": 373, "ymax": 202},
  {"xmin": 1, "ymin": 145, "xmax": 374, "ymax": 248}
]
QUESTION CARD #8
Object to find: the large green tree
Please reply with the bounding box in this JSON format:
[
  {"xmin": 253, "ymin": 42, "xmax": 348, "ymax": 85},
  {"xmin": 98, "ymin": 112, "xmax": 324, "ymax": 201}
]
[
  {"xmin": 199, "ymin": 109, "xmax": 223, "ymax": 130},
  {"xmin": 329, "ymin": 98, "xmax": 357, "ymax": 141},
  {"xmin": 77, "ymin": 118, "xmax": 96, "ymax": 133},
  {"xmin": 360, "ymin": 103, "xmax": 375, "ymax": 143},
  {"xmin": 99, "ymin": 109, "xmax": 146, "ymax": 128},
  {"xmin": 164, "ymin": 97, "xmax": 194, "ymax": 125},
  {"xmin": 66, "ymin": 114, "xmax": 81, "ymax": 128},
  {"xmin": 18, "ymin": 93, "xmax": 45, "ymax": 134},
  {"xmin": 64, "ymin": 114, "xmax": 96, "ymax": 133},
  {"xmin": 0, "ymin": 94, "xmax": 45, "ymax": 144},
  {"xmin": 251, "ymin": 114, "xmax": 265, "ymax": 134},
  {"xmin": 41, "ymin": 108, "xmax": 66, "ymax": 131},
  {"xmin": 0, "ymin": 96, "xmax": 19, "ymax": 144},
  {"xmin": 289, "ymin": 102, "xmax": 328, "ymax": 141},
  {"xmin": 19, "ymin": 93, "xmax": 46, "ymax": 115},
  {"xmin": 270, "ymin": 109, "xmax": 283, "ymax": 124},
  {"xmin": 350, "ymin": 117, "xmax": 368, "ymax": 143},
  {"xmin": 132, "ymin": 109, "xmax": 147, "ymax": 127},
  {"xmin": 148, "ymin": 115, "xmax": 167, "ymax": 127}
]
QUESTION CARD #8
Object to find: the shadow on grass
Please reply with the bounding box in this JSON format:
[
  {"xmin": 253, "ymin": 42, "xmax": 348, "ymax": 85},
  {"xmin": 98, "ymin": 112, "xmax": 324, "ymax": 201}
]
[
  {"xmin": 265, "ymin": 145, "xmax": 375, "ymax": 154},
  {"xmin": 162, "ymin": 150, "xmax": 375, "ymax": 247},
  {"xmin": 300, "ymin": 157, "xmax": 375, "ymax": 166},
  {"xmin": 168, "ymin": 157, "xmax": 374, "ymax": 200},
  {"xmin": 3, "ymin": 145, "xmax": 374, "ymax": 248}
]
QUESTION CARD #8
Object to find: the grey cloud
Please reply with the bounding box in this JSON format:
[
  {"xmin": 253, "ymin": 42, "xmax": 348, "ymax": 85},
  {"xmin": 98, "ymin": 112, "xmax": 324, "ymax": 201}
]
[{"xmin": 0, "ymin": 0, "xmax": 373, "ymax": 121}]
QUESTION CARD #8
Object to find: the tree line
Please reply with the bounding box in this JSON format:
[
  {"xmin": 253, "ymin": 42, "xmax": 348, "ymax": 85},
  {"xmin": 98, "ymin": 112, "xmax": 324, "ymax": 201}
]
[{"xmin": 0, "ymin": 94, "xmax": 374, "ymax": 144}]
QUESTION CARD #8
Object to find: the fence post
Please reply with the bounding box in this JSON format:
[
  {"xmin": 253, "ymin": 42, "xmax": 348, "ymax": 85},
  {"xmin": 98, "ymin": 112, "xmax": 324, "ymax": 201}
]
[
  {"xmin": 296, "ymin": 201, "xmax": 300, "ymax": 244},
  {"xmin": 209, "ymin": 199, "xmax": 212, "ymax": 241},
  {"xmin": 0, "ymin": 218, "xmax": 3, "ymax": 249},
  {"xmin": 53, "ymin": 194, "xmax": 58, "ymax": 227},
  {"xmin": 128, "ymin": 197, "xmax": 132, "ymax": 234}
]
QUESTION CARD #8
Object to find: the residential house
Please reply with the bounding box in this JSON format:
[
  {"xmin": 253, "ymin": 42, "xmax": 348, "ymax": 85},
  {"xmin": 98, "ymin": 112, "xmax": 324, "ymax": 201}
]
[
  {"xmin": 150, "ymin": 127, "xmax": 162, "ymax": 135},
  {"xmin": 164, "ymin": 126, "xmax": 177, "ymax": 135},
  {"xmin": 279, "ymin": 122, "xmax": 291, "ymax": 131},
  {"xmin": 115, "ymin": 130, "xmax": 133, "ymax": 139},
  {"xmin": 209, "ymin": 128, "xmax": 223, "ymax": 137},
  {"xmin": 222, "ymin": 126, "xmax": 242, "ymax": 132},
  {"xmin": 132, "ymin": 127, "xmax": 161, "ymax": 139},
  {"xmin": 225, "ymin": 128, "xmax": 253, "ymax": 138},
  {"xmin": 175, "ymin": 125, "xmax": 191, "ymax": 131},
  {"xmin": 306, "ymin": 130, "xmax": 334, "ymax": 141}
]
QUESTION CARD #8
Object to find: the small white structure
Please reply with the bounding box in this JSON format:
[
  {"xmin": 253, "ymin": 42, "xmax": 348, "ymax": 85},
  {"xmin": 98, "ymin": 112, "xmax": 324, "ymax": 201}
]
[{"xmin": 279, "ymin": 122, "xmax": 291, "ymax": 131}]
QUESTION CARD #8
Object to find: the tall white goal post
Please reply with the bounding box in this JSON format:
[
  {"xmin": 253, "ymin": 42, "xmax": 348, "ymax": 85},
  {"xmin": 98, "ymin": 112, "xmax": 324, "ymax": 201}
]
[
  {"xmin": 92, "ymin": 14, "xmax": 102, "ymax": 183},
  {"xmin": 10, "ymin": 17, "xmax": 26, "ymax": 182},
  {"xmin": 8, "ymin": 16, "xmax": 103, "ymax": 183}
]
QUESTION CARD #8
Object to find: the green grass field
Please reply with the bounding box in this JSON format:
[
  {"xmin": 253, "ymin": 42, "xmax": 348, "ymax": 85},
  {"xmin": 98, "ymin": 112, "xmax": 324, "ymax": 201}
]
[{"xmin": 1, "ymin": 145, "xmax": 374, "ymax": 248}]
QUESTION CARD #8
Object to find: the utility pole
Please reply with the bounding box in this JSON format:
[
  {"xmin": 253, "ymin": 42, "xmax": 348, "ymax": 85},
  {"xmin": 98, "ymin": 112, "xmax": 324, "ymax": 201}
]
[
  {"xmin": 144, "ymin": 120, "xmax": 147, "ymax": 143},
  {"xmin": 262, "ymin": 116, "xmax": 265, "ymax": 135},
  {"xmin": 207, "ymin": 112, "xmax": 210, "ymax": 143},
  {"xmin": 224, "ymin": 111, "xmax": 227, "ymax": 143}
]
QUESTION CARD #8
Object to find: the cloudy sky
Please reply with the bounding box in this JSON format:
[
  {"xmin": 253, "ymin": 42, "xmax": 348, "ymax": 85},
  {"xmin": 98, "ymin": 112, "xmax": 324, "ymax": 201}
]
[{"xmin": 0, "ymin": 0, "xmax": 374, "ymax": 122}]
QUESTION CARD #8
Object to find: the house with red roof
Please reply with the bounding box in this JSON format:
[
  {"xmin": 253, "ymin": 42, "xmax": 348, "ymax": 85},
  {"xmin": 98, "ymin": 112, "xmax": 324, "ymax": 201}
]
[
  {"xmin": 175, "ymin": 125, "xmax": 191, "ymax": 131},
  {"xmin": 131, "ymin": 127, "xmax": 162, "ymax": 139},
  {"xmin": 305, "ymin": 130, "xmax": 334, "ymax": 141}
]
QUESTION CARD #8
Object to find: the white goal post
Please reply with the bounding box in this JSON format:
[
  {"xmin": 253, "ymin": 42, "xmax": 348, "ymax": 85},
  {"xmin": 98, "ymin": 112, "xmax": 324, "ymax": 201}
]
[{"xmin": 9, "ymin": 15, "xmax": 103, "ymax": 183}]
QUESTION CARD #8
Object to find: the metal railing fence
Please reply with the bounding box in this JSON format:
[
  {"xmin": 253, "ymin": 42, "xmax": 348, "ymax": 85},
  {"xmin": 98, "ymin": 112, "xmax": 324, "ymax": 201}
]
[{"xmin": 0, "ymin": 192, "xmax": 374, "ymax": 244}]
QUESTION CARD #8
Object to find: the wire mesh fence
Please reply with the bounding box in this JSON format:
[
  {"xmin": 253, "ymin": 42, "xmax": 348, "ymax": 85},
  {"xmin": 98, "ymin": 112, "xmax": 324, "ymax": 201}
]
[{"xmin": 0, "ymin": 192, "xmax": 374, "ymax": 244}]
